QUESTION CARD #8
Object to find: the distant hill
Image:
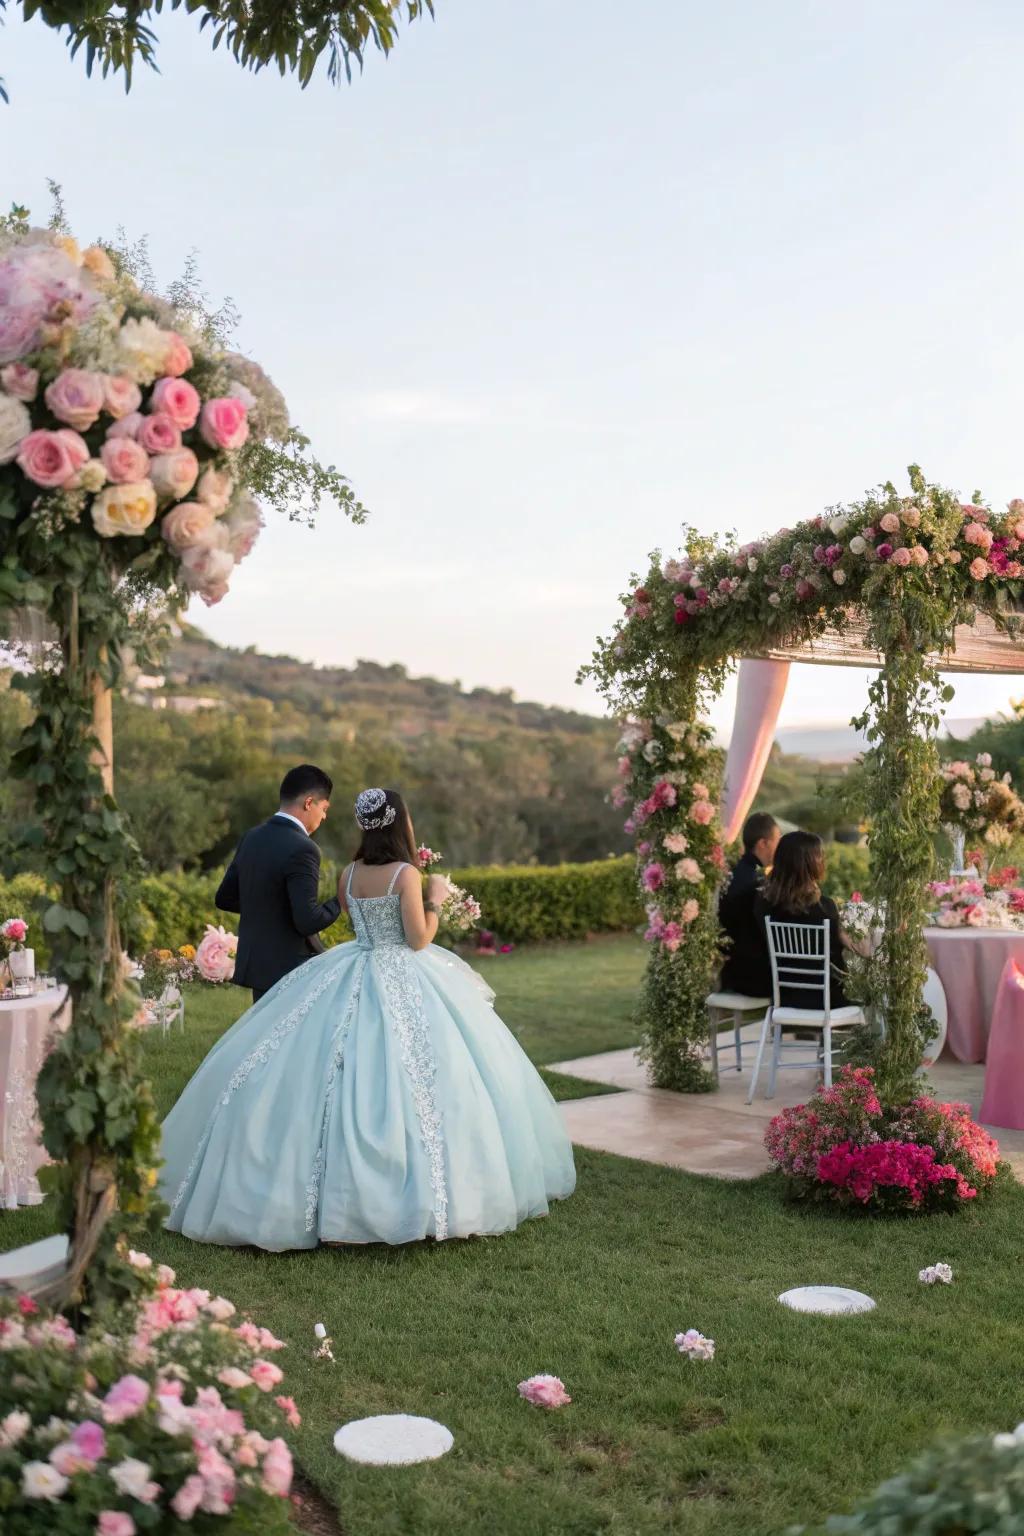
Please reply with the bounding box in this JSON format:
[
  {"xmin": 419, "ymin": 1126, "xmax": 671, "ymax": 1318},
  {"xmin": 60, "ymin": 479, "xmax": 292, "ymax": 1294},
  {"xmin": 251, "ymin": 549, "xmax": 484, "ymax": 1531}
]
[{"xmin": 774, "ymin": 717, "xmax": 989, "ymax": 763}]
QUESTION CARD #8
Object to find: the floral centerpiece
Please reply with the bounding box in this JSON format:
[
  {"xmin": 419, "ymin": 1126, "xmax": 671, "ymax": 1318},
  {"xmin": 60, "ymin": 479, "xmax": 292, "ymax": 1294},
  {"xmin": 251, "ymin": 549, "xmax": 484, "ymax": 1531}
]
[
  {"xmin": 765, "ymin": 1066, "xmax": 999, "ymax": 1212},
  {"xmin": 0, "ymin": 1253, "xmax": 299, "ymax": 1532},
  {"xmin": 939, "ymin": 754, "xmax": 1024, "ymax": 874},
  {"xmin": 0, "ymin": 915, "xmax": 33, "ymax": 982},
  {"xmin": 928, "ymin": 868, "xmax": 1024, "ymax": 929}
]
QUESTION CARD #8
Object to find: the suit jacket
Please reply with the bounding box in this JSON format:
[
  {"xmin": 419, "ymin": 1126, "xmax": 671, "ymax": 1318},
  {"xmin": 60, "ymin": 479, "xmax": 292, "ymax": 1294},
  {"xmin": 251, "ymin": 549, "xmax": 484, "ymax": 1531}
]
[
  {"xmin": 215, "ymin": 815, "xmax": 342, "ymax": 993},
  {"xmin": 717, "ymin": 850, "xmax": 771, "ymax": 998}
]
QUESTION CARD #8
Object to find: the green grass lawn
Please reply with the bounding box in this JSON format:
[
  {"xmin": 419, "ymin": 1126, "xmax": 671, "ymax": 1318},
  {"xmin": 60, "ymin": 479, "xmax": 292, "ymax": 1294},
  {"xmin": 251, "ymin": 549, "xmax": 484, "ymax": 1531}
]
[{"xmin": 4, "ymin": 935, "xmax": 1024, "ymax": 1536}]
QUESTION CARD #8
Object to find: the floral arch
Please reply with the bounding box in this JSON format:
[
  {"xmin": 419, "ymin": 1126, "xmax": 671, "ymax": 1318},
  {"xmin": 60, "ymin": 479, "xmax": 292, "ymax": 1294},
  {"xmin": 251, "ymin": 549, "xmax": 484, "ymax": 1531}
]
[{"xmin": 584, "ymin": 466, "xmax": 1024, "ymax": 1100}]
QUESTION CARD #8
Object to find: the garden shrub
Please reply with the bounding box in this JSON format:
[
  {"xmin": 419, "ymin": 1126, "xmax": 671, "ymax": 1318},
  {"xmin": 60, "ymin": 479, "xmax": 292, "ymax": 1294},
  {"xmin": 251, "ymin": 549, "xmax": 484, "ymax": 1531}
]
[{"xmin": 821, "ymin": 841, "xmax": 870, "ymax": 901}]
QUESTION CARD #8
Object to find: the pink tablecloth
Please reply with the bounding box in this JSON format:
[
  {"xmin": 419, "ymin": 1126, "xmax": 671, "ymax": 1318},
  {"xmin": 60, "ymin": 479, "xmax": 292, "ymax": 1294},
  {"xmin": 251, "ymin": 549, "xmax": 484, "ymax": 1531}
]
[
  {"xmin": 0, "ymin": 988, "xmax": 69, "ymax": 1209},
  {"xmin": 925, "ymin": 929, "xmax": 1024, "ymax": 1063}
]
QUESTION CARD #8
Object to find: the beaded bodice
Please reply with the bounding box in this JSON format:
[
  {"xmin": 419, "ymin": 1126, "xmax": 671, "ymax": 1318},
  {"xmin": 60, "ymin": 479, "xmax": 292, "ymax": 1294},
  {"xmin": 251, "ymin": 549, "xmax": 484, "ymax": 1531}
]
[{"xmin": 347, "ymin": 863, "xmax": 408, "ymax": 949}]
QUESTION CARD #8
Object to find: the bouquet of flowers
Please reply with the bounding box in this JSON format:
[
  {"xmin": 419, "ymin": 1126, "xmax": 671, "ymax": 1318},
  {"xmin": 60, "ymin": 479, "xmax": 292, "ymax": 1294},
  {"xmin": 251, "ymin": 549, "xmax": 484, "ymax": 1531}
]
[
  {"xmin": 0, "ymin": 916, "xmax": 28, "ymax": 956},
  {"xmin": 928, "ymin": 875, "xmax": 1024, "ymax": 929},
  {"xmin": 138, "ymin": 944, "xmax": 196, "ymax": 999},
  {"xmin": 939, "ymin": 755, "xmax": 1024, "ymax": 845},
  {"xmin": 195, "ymin": 925, "xmax": 237, "ymax": 983},
  {"xmin": 765, "ymin": 1066, "xmax": 999, "ymax": 1212},
  {"xmin": 414, "ymin": 846, "xmax": 481, "ymax": 934},
  {"xmin": 0, "ymin": 1255, "xmax": 298, "ymax": 1533}
]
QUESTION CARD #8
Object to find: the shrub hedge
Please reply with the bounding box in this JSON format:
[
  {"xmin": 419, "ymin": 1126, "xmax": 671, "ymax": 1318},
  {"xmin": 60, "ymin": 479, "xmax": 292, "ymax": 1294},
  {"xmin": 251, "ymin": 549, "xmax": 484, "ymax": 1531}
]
[{"xmin": 0, "ymin": 857, "xmax": 644, "ymax": 960}]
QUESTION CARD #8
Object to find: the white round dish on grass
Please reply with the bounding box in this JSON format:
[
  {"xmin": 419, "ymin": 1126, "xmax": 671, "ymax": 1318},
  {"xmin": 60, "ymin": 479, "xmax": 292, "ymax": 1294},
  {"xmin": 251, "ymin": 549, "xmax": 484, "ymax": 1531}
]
[
  {"xmin": 778, "ymin": 1286, "xmax": 876, "ymax": 1315},
  {"xmin": 333, "ymin": 1414, "xmax": 454, "ymax": 1466}
]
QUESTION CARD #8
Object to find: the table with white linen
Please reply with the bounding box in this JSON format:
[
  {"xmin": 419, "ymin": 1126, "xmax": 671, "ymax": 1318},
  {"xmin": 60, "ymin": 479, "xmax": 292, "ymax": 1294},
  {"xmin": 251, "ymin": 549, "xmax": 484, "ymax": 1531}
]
[
  {"xmin": 0, "ymin": 987, "xmax": 70, "ymax": 1209},
  {"xmin": 925, "ymin": 928, "xmax": 1024, "ymax": 1063}
]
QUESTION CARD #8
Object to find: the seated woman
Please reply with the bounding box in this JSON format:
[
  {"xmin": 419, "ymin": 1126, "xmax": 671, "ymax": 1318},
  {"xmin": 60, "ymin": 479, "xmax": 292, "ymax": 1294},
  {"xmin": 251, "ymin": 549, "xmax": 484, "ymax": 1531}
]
[{"xmin": 753, "ymin": 830, "xmax": 863, "ymax": 1011}]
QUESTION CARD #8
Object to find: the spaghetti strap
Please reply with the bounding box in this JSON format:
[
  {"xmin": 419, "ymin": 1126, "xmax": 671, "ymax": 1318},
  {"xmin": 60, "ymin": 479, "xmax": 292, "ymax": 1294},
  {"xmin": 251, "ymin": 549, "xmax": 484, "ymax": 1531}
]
[
  {"xmin": 386, "ymin": 862, "xmax": 408, "ymax": 895},
  {"xmin": 345, "ymin": 863, "xmax": 356, "ymax": 900}
]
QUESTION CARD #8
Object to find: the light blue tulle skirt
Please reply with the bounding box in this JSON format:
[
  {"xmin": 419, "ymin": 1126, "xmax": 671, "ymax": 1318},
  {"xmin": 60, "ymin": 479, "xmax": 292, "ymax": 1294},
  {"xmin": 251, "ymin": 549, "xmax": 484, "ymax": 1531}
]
[{"xmin": 159, "ymin": 942, "xmax": 576, "ymax": 1250}]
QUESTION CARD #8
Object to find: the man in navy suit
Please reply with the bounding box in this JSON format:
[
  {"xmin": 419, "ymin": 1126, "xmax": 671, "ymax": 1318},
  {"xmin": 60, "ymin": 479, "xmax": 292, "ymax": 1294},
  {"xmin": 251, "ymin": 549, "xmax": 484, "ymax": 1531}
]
[
  {"xmin": 718, "ymin": 811, "xmax": 780, "ymax": 998},
  {"xmin": 215, "ymin": 764, "xmax": 341, "ymax": 1003}
]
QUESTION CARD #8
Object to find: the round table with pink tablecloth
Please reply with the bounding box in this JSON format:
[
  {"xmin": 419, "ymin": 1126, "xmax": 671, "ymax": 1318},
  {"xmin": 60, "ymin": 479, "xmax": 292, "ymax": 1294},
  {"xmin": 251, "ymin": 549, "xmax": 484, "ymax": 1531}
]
[
  {"xmin": 0, "ymin": 987, "xmax": 70, "ymax": 1209},
  {"xmin": 925, "ymin": 928, "xmax": 1024, "ymax": 1063}
]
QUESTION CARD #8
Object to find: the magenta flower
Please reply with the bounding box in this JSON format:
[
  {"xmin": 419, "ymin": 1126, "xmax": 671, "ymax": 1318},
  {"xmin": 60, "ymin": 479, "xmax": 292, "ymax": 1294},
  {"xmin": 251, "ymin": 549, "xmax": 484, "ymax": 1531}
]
[
  {"xmin": 876, "ymin": 543, "xmax": 893, "ymax": 561},
  {"xmin": 642, "ymin": 861, "xmax": 666, "ymax": 892}
]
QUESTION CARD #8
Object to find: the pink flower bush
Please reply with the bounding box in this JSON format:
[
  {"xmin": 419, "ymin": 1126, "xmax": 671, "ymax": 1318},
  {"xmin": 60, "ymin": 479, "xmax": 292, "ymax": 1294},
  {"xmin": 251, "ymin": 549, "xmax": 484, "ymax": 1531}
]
[
  {"xmin": 765, "ymin": 1067, "xmax": 999, "ymax": 1212},
  {"xmin": 195, "ymin": 924, "xmax": 238, "ymax": 983},
  {"xmin": 517, "ymin": 1374, "xmax": 571, "ymax": 1408}
]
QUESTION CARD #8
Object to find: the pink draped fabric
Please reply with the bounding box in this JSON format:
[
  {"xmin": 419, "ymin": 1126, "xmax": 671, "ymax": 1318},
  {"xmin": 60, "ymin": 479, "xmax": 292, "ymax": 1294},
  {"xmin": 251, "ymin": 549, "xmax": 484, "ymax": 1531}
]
[
  {"xmin": 925, "ymin": 929, "xmax": 1024, "ymax": 1063},
  {"xmin": 980, "ymin": 959, "xmax": 1024, "ymax": 1128},
  {"xmin": 721, "ymin": 659, "xmax": 791, "ymax": 844},
  {"xmin": 0, "ymin": 987, "xmax": 70, "ymax": 1208}
]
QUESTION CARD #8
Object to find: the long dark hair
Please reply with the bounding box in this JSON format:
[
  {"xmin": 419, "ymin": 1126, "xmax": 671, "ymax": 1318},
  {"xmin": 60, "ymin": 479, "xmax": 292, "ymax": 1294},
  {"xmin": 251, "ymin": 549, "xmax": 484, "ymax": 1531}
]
[
  {"xmin": 764, "ymin": 830, "xmax": 825, "ymax": 912},
  {"xmin": 353, "ymin": 787, "xmax": 417, "ymax": 867}
]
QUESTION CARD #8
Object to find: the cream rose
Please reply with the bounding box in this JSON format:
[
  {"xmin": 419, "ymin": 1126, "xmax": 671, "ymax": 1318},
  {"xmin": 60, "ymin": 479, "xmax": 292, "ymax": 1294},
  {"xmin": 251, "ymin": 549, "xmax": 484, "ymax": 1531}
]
[
  {"xmin": 118, "ymin": 318, "xmax": 172, "ymax": 384},
  {"xmin": 149, "ymin": 448, "xmax": 199, "ymax": 502},
  {"xmin": 91, "ymin": 481, "xmax": 157, "ymax": 538},
  {"xmin": 103, "ymin": 374, "xmax": 143, "ymax": 420},
  {"xmin": 0, "ymin": 394, "xmax": 31, "ymax": 465},
  {"xmin": 161, "ymin": 501, "xmax": 217, "ymax": 554},
  {"xmin": 196, "ymin": 466, "xmax": 233, "ymax": 513}
]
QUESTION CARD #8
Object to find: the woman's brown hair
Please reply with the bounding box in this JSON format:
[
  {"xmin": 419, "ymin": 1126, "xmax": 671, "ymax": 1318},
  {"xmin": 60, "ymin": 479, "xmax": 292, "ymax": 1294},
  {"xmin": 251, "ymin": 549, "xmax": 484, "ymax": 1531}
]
[
  {"xmin": 352, "ymin": 788, "xmax": 418, "ymax": 868},
  {"xmin": 764, "ymin": 830, "xmax": 825, "ymax": 912}
]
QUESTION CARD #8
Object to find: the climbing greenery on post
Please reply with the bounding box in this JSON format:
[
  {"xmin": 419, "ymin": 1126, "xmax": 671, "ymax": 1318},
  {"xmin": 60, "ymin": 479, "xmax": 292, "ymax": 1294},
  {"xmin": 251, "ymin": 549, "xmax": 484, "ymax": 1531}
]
[
  {"xmin": 584, "ymin": 467, "xmax": 1023, "ymax": 1102},
  {"xmin": 0, "ymin": 203, "xmax": 365, "ymax": 1309}
]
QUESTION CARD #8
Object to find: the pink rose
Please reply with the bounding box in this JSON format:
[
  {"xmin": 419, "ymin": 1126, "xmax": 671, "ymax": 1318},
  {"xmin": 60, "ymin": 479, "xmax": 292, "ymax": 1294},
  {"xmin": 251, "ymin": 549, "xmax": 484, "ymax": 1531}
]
[
  {"xmin": 102, "ymin": 374, "xmax": 143, "ymax": 420},
  {"xmin": 964, "ymin": 903, "xmax": 988, "ymax": 927},
  {"xmin": 1, "ymin": 363, "xmax": 38, "ymax": 401},
  {"xmin": 970, "ymin": 556, "xmax": 990, "ymax": 580},
  {"xmin": 138, "ymin": 413, "xmax": 181, "ymax": 455},
  {"xmin": 16, "ymin": 428, "xmax": 86, "ymax": 488},
  {"xmin": 161, "ymin": 501, "xmax": 216, "ymax": 553},
  {"xmin": 162, "ymin": 332, "xmax": 194, "ymax": 377},
  {"xmin": 149, "ymin": 448, "xmax": 199, "ymax": 502},
  {"xmin": 879, "ymin": 511, "xmax": 901, "ymax": 533},
  {"xmin": 150, "ymin": 376, "xmax": 201, "ymax": 430},
  {"xmin": 196, "ymin": 466, "xmax": 233, "ymax": 513},
  {"xmin": 217, "ymin": 1367, "xmax": 252, "ymax": 1390},
  {"xmin": 171, "ymin": 1476, "xmax": 204, "ymax": 1521},
  {"xmin": 105, "ymin": 411, "xmax": 144, "ymax": 441},
  {"xmin": 100, "ymin": 436, "xmax": 150, "ymax": 484},
  {"xmin": 890, "ymin": 546, "xmax": 912, "ymax": 567},
  {"xmin": 44, "ymin": 368, "xmax": 105, "ymax": 431},
  {"xmin": 910, "ymin": 545, "xmax": 929, "ymax": 567},
  {"xmin": 195, "ymin": 924, "xmax": 237, "ymax": 982},
  {"xmin": 102, "ymin": 1374, "xmax": 150, "ymax": 1425},
  {"xmin": 2, "ymin": 918, "xmax": 28, "ymax": 943},
  {"xmin": 250, "ymin": 1359, "xmax": 284, "ymax": 1392},
  {"xmin": 964, "ymin": 521, "xmax": 993, "ymax": 552},
  {"xmin": 200, "ymin": 396, "xmax": 249, "ymax": 451},
  {"xmin": 261, "ymin": 1437, "xmax": 293, "ymax": 1497},
  {"xmin": 691, "ymin": 799, "xmax": 715, "ymax": 825},
  {"xmin": 691, "ymin": 783, "xmax": 710, "ymax": 799},
  {"xmin": 661, "ymin": 921, "xmax": 683, "ymax": 951},
  {"xmin": 70, "ymin": 1420, "xmax": 106, "ymax": 1462},
  {"xmin": 517, "ymin": 1374, "xmax": 571, "ymax": 1409},
  {"xmin": 98, "ymin": 1516, "xmax": 136, "ymax": 1536}
]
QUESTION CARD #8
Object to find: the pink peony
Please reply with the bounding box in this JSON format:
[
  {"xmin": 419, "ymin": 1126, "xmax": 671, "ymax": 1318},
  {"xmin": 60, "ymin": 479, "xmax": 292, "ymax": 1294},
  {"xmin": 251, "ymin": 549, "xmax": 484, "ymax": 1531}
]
[
  {"xmin": 879, "ymin": 511, "xmax": 900, "ymax": 533},
  {"xmin": 150, "ymin": 376, "xmax": 201, "ymax": 430},
  {"xmin": 517, "ymin": 1374, "xmax": 571, "ymax": 1409},
  {"xmin": 179, "ymin": 541, "xmax": 235, "ymax": 606},
  {"xmin": 663, "ymin": 831, "xmax": 689, "ymax": 854},
  {"xmin": 217, "ymin": 1366, "xmax": 252, "ymax": 1389},
  {"xmin": 102, "ymin": 1374, "xmax": 150, "ymax": 1425},
  {"xmin": 261, "ymin": 1437, "xmax": 293, "ymax": 1497},
  {"xmin": 162, "ymin": 332, "xmax": 194, "ymax": 377},
  {"xmin": 102, "ymin": 374, "xmax": 143, "ymax": 420},
  {"xmin": 661, "ymin": 920, "xmax": 683, "ymax": 951},
  {"xmin": 138, "ymin": 412, "xmax": 182, "ymax": 455},
  {"xmin": 249, "ymin": 1359, "xmax": 284, "ymax": 1392},
  {"xmin": 44, "ymin": 368, "xmax": 105, "ymax": 431},
  {"xmin": 105, "ymin": 411, "xmax": 144, "ymax": 441},
  {"xmin": 100, "ymin": 436, "xmax": 150, "ymax": 484},
  {"xmin": 200, "ymin": 396, "xmax": 249, "ymax": 451},
  {"xmin": 149, "ymin": 448, "xmax": 199, "ymax": 502},
  {"xmin": 964, "ymin": 521, "xmax": 994, "ymax": 552},
  {"xmin": 969, "ymin": 556, "xmax": 990, "ymax": 580},
  {"xmin": 691, "ymin": 799, "xmax": 715, "ymax": 825},
  {"xmin": 98, "ymin": 1516, "xmax": 136, "ymax": 1536},
  {"xmin": 1, "ymin": 362, "xmax": 38, "ymax": 400},
  {"xmin": 196, "ymin": 924, "xmax": 237, "ymax": 983},
  {"xmin": 691, "ymin": 782, "xmax": 710, "ymax": 799},
  {"xmin": 676, "ymin": 857, "xmax": 702, "ymax": 883},
  {"xmin": 891, "ymin": 546, "xmax": 913, "ymax": 567},
  {"xmin": 16, "ymin": 427, "xmax": 86, "ymax": 488},
  {"xmin": 2, "ymin": 918, "xmax": 27, "ymax": 943}
]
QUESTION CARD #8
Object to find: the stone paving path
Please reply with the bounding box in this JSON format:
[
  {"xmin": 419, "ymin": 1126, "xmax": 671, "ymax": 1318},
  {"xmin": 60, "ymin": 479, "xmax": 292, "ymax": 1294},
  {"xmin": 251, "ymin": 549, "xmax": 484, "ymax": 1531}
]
[{"xmin": 552, "ymin": 1029, "xmax": 1024, "ymax": 1180}]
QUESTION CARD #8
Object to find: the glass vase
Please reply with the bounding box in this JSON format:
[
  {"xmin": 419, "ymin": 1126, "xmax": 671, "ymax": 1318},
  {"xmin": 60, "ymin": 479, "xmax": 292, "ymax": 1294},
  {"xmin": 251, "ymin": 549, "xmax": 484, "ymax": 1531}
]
[{"xmin": 947, "ymin": 825, "xmax": 969, "ymax": 877}]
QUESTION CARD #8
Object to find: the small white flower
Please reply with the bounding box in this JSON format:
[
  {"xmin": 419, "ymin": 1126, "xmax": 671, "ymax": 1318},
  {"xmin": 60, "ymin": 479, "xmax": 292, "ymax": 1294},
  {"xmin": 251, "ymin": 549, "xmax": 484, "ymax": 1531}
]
[
  {"xmin": 0, "ymin": 1410, "xmax": 31, "ymax": 1447},
  {"xmin": 127, "ymin": 1250, "xmax": 152, "ymax": 1271},
  {"xmin": 832, "ymin": 569, "xmax": 847, "ymax": 585},
  {"xmin": 747, "ymin": 557, "xmax": 758, "ymax": 572},
  {"xmin": 110, "ymin": 1456, "xmax": 155, "ymax": 1499},
  {"xmin": 674, "ymin": 1329, "xmax": 715, "ymax": 1361},
  {"xmin": 314, "ymin": 1323, "xmax": 327, "ymax": 1340},
  {"xmin": 918, "ymin": 1262, "xmax": 953, "ymax": 1285},
  {"xmin": 21, "ymin": 1461, "xmax": 69, "ymax": 1500},
  {"xmin": 768, "ymin": 592, "xmax": 781, "ymax": 606},
  {"xmin": 829, "ymin": 515, "xmax": 849, "ymax": 536},
  {"xmin": 0, "ymin": 393, "xmax": 32, "ymax": 464},
  {"xmin": 849, "ymin": 535, "xmax": 867, "ymax": 555}
]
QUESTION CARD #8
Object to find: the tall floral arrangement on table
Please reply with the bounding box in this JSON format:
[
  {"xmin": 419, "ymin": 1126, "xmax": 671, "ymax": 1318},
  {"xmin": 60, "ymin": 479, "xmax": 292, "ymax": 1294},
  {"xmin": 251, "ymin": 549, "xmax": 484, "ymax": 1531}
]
[
  {"xmin": 939, "ymin": 753, "xmax": 1024, "ymax": 874},
  {"xmin": 583, "ymin": 466, "xmax": 1024, "ymax": 1105},
  {"xmin": 613, "ymin": 713, "xmax": 724, "ymax": 1091},
  {"xmin": 0, "ymin": 201, "xmax": 366, "ymax": 1311}
]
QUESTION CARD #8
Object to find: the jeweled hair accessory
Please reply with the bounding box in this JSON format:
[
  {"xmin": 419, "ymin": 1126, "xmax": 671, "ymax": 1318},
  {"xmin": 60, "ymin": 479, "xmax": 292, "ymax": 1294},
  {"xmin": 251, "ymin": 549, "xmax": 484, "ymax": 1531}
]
[{"xmin": 355, "ymin": 787, "xmax": 397, "ymax": 831}]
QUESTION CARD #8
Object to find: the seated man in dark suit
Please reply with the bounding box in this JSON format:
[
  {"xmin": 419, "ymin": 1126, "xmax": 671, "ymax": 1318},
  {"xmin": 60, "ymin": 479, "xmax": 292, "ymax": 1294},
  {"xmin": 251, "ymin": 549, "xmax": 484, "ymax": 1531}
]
[
  {"xmin": 718, "ymin": 811, "xmax": 780, "ymax": 999},
  {"xmin": 216, "ymin": 763, "xmax": 342, "ymax": 1004}
]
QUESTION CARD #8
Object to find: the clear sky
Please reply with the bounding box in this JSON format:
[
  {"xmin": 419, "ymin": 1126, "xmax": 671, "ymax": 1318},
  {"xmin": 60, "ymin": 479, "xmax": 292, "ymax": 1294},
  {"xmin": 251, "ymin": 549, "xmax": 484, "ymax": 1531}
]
[{"xmin": 3, "ymin": 0, "xmax": 1024, "ymax": 734}]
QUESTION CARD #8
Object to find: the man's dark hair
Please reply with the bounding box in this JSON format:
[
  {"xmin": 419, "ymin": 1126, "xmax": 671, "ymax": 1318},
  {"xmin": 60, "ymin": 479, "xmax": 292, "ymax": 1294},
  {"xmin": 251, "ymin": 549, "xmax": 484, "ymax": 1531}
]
[
  {"xmin": 742, "ymin": 811, "xmax": 778, "ymax": 853},
  {"xmin": 279, "ymin": 764, "xmax": 333, "ymax": 804}
]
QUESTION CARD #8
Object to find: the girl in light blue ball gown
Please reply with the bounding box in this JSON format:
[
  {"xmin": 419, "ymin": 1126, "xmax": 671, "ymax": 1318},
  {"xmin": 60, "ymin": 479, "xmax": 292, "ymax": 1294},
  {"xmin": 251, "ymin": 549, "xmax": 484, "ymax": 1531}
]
[{"xmin": 160, "ymin": 787, "xmax": 576, "ymax": 1250}]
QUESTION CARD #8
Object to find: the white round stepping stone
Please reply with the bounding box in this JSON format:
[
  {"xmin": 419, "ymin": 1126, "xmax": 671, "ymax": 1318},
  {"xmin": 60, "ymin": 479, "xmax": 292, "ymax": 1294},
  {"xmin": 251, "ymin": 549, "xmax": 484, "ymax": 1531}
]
[
  {"xmin": 333, "ymin": 1414, "xmax": 453, "ymax": 1466},
  {"xmin": 778, "ymin": 1285, "xmax": 875, "ymax": 1315}
]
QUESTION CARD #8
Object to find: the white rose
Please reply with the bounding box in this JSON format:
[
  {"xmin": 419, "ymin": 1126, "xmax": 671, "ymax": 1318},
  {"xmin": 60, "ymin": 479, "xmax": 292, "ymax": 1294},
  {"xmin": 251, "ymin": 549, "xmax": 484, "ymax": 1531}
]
[
  {"xmin": 0, "ymin": 393, "xmax": 31, "ymax": 464},
  {"xmin": 0, "ymin": 1410, "xmax": 31, "ymax": 1447},
  {"xmin": 747, "ymin": 557, "xmax": 758, "ymax": 572},
  {"xmin": 22, "ymin": 1461, "xmax": 69, "ymax": 1501},
  {"xmin": 223, "ymin": 496, "xmax": 264, "ymax": 561},
  {"xmin": 111, "ymin": 1457, "xmax": 155, "ymax": 1499},
  {"xmin": 829, "ymin": 515, "xmax": 849, "ymax": 536},
  {"xmin": 833, "ymin": 569, "xmax": 847, "ymax": 585},
  {"xmin": 849, "ymin": 536, "xmax": 866, "ymax": 555},
  {"xmin": 118, "ymin": 318, "xmax": 172, "ymax": 385}
]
